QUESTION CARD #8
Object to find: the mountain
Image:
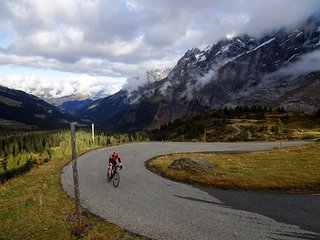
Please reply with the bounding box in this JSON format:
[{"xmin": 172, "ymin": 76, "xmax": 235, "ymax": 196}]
[
  {"xmin": 0, "ymin": 85, "xmax": 75, "ymax": 129},
  {"xmin": 76, "ymin": 69, "xmax": 172, "ymax": 128},
  {"xmin": 78, "ymin": 16, "xmax": 320, "ymax": 131},
  {"xmin": 58, "ymin": 99, "xmax": 93, "ymax": 113},
  {"xmin": 44, "ymin": 93, "xmax": 92, "ymax": 106}
]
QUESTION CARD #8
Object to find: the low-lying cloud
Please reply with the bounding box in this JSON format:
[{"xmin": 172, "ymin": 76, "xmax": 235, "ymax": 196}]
[
  {"xmin": 0, "ymin": 74, "xmax": 123, "ymax": 99},
  {"xmin": 263, "ymin": 50, "xmax": 320, "ymax": 82},
  {"xmin": 123, "ymin": 68, "xmax": 171, "ymax": 93}
]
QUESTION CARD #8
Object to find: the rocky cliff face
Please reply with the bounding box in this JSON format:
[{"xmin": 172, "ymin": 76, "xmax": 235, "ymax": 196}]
[
  {"xmin": 78, "ymin": 16, "xmax": 320, "ymax": 131},
  {"xmin": 164, "ymin": 16, "xmax": 320, "ymax": 111}
]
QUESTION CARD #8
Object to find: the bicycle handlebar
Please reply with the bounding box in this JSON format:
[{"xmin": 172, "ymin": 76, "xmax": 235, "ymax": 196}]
[{"xmin": 115, "ymin": 165, "xmax": 123, "ymax": 170}]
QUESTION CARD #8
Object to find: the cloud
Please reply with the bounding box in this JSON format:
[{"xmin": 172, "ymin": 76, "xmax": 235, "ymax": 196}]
[
  {"xmin": 238, "ymin": 1, "xmax": 320, "ymax": 37},
  {"xmin": 2, "ymin": 1, "xmax": 320, "ymax": 61},
  {"xmin": 0, "ymin": 0, "xmax": 319, "ymax": 96},
  {"xmin": 123, "ymin": 68, "xmax": 171, "ymax": 93},
  {"xmin": 262, "ymin": 50, "xmax": 320, "ymax": 82},
  {"xmin": 0, "ymin": 73, "xmax": 124, "ymax": 99}
]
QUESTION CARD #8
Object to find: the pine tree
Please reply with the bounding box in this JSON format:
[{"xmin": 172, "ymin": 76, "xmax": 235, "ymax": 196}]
[
  {"xmin": 316, "ymin": 109, "xmax": 320, "ymax": 119},
  {"xmin": 8, "ymin": 142, "xmax": 14, "ymax": 156},
  {"xmin": 130, "ymin": 134, "xmax": 136, "ymax": 142},
  {"xmin": 7, "ymin": 154, "xmax": 14, "ymax": 170},
  {"xmin": 274, "ymin": 119, "xmax": 284, "ymax": 134},
  {"xmin": 14, "ymin": 142, "xmax": 20, "ymax": 157},
  {"xmin": 20, "ymin": 152, "xmax": 28, "ymax": 165},
  {"xmin": 41, "ymin": 150, "xmax": 50, "ymax": 163},
  {"xmin": 15, "ymin": 154, "xmax": 21, "ymax": 166}
]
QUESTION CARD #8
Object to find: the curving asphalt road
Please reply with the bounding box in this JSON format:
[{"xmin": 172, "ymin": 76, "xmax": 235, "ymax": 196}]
[{"xmin": 61, "ymin": 141, "xmax": 320, "ymax": 240}]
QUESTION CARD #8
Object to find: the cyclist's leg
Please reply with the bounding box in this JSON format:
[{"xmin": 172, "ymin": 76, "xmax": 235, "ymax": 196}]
[
  {"xmin": 111, "ymin": 162, "xmax": 117, "ymax": 176},
  {"xmin": 108, "ymin": 162, "xmax": 113, "ymax": 178}
]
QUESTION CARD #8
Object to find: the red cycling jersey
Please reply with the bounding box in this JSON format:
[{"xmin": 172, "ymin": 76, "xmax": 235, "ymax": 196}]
[{"xmin": 109, "ymin": 153, "xmax": 121, "ymax": 166}]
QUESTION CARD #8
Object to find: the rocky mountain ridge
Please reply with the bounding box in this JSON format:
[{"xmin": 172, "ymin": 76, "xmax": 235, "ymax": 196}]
[{"xmin": 76, "ymin": 16, "xmax": 320, "ymax": 131}]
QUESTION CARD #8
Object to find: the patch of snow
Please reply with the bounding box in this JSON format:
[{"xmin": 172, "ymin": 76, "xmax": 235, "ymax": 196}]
[
  {"xmin": 128, "ymin": 94, "xmax": 141, "ymax": 105},
  {"xmin": 317, "ymin": 26, "xmax": 320, "ymax": 32},
  {"xmin": 285, "ymin": 53, "xmax": 300, "ymax": 63},
  {"xmin": 195, "ymin": 52, "xmax": 207, "ymax": 61},
  {"xmin": 288, "ymin": 30, "xmax": 301, "ymax": 39},
  {"xmin": 247, "ymin": 38, "xmax": 276, "ymax": 54},
  {"xmin": 221, "ymin": 43, "xmax": 232, "ymax": 52},
  {"xmin": 204, "ymin": 46, "xmax": 211, "ymax": 52},
  {"xmin": 236, "ymin": 38, "xmax": 245, "ymax": 47}
]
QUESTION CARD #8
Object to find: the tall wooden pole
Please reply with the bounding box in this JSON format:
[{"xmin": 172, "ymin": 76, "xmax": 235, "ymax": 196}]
[
  {"xmin": 92, "ymin": 123, "xmax": 95, "ymax": 147},
  {"xmin": 70, "ymin": 122, "xmax": 84, "ymax": 233}
]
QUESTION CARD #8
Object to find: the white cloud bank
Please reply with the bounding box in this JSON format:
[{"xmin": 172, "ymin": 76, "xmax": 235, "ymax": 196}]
[{"xmin": 0, "ymin": 73, "xmax": 124, "ymax": 99}]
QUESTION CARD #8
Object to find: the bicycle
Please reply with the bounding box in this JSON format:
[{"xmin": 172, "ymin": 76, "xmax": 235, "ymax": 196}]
[{"xmin": 107, "ymin": 165, "xmax": 122, "ymax": 187}]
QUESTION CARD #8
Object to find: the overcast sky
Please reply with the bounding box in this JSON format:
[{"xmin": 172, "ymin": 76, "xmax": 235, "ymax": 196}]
[{"xmin": 0, "ymin": 0, "xmax": 319, "ymax": 99}]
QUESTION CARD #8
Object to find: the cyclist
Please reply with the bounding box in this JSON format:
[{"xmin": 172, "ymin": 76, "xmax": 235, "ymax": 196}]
[{"xmin": 108, "ymin": 150, "xmax": 122, "ymax": 179}]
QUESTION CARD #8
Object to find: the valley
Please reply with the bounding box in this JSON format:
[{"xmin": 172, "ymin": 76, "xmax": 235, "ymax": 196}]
[{"xmin": 0, "ymin": 6, "xmax": 320, "ymax": 240}]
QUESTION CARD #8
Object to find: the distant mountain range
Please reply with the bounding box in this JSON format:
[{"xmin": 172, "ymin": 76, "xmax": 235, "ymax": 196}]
[
  {"xmin": 0, "ymin": 85, "xmax": 74, "ymax": 129},
  {"xmin": 76, "ymin": 16, "xmax": 320, "ymax": 131},
  {"xmin": 58, "ymin": 99, "xmax": 93, "ymax": 114},
  {"xmin": 43, "ymin": 94, "xmax": 92, "ymax": 107},
  {"xmin": 1, "ymin": 16, "xmax": 320, "ymax": 131}
]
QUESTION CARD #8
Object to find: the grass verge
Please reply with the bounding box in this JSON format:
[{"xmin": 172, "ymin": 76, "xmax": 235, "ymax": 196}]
[
  {"xmin": 146, "ymin": 141, "xmax": 320, "ymax": 193},
  {"xmin": 0, "ymin": 150, "xmax": 149, "ymax": 240}
]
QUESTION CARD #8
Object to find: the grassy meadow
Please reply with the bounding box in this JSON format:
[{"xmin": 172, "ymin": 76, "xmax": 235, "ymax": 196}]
[
  {"xmin": 146, "ymin": 141, "xmax": 320, "ymax": 193},
  {"xmin": 0, "ymin": 148, "xmax": 148, "ymax": 240},
  {"xmin": 0, "ymin": 129, "xmax": 149, "ymax": 240}
]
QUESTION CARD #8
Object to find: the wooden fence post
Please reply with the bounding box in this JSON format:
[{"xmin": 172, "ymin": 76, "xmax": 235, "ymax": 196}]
[
  {"xmin": 70, "ymin": 122, "xmax": 84, "ymax": 233},
  {"xmin": 92, "ymin": 123, "xmax": 95, "ymax": 148}
]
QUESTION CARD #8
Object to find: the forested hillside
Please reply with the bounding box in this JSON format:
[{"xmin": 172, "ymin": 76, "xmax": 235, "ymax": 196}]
[
  {"xmin": 0, "ymin": 86, "xmax": 74, "ymax": 129},
  {"xmin": 151, "ymin": 107, "xmax": 320, "ymax": 142},
  {"xmin": 0, "ymin": 128, "xmax": 150, "ymax": 182}
]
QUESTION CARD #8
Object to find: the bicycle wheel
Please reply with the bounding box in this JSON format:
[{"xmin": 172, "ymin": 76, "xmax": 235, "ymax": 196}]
[{"xmin": 113, "ymin": 171, "xmax": 120, "ymax": 187}]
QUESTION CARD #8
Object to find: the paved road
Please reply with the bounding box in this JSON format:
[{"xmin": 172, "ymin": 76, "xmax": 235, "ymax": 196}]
[{"xmin": 61, "ymin": 141, "xmax": 320, "ymax": 240}]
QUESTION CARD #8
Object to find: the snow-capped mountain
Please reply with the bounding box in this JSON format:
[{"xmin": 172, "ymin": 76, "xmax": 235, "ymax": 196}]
[
  {"xmin": 75, "ymin": 69, "xmax": 171, "ymax": 127},
  {"xmin": 163, "ymin": 16, "xmax": 320, "ymax": 110},
  {"xmin": 43, "ymin": 93, "xmax": 92, "ymax": 106},
  {"xmin": 123, "ymin": 68, "xmax": 172, "ymax": 103},
  {"xmin": 78, "ymin": 16, "xmax": 320, "ymax": 131}
]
